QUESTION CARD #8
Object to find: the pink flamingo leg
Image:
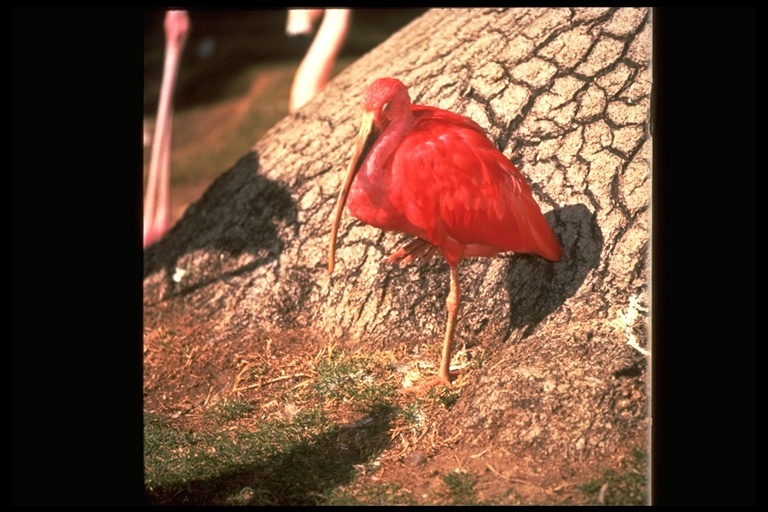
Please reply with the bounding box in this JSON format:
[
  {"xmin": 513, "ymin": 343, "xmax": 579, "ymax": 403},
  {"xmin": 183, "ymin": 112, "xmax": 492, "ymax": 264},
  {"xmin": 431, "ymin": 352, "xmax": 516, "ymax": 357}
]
[
  {"xmin": 144, "ymin": 10, "xmax": 189, "ymax": 248},
  {"xmin": 285, "ymin": 8, "xmax": 323, "ymax": 36},
  {"xmin": 287, "ymin": 9, "xmax": 351, "ymax": 113}
]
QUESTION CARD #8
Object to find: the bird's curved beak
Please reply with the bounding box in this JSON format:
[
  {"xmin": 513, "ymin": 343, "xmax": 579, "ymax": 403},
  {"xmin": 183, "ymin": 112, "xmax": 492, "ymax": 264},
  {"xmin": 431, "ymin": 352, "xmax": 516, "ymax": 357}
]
[{"xmin": 328, "ymin": 110, "xmax": 379, "ymax": 273}]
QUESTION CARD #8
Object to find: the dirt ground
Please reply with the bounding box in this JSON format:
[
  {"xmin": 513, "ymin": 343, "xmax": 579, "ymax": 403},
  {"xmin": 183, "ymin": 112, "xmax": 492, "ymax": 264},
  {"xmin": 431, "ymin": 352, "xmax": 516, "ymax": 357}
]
[
  {"xmin": 144, "ymin": 282, "xmax": 644, "ymax": 505},
  {"xmin": 143, "ymin": 10, "xmax": 647, "ymax": 505},
  {"xmin": 143, "ymin": 291, "xmax": 645, "ymax": 505}
]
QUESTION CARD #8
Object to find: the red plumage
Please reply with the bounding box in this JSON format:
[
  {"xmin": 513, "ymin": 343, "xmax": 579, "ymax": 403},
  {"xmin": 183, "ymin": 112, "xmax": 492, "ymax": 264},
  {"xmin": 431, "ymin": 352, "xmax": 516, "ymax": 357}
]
[{"xmin": 344, "ymin": 80, "xmax": 562, "ymax": 267}]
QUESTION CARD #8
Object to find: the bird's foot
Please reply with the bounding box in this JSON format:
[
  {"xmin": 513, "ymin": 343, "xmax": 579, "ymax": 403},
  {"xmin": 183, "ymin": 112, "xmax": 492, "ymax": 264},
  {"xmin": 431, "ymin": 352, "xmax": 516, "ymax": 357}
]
[
  {"xmin": 399, "ymin": 370, "xmax": 460, "ymax": 394},
  {"xmin": 386, "ymin": 239, "xmax": 438, "ymax": 266}
]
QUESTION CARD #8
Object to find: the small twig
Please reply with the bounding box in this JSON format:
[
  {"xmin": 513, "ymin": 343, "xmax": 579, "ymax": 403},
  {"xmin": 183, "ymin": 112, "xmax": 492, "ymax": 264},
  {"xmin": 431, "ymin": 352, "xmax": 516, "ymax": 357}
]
[
  {"xmin": 203, "ymin": 385, "xmax": 214, "ymax": 407},
  {"xmin": 486, "ymin": 464, "xmax": 547, "ymax": 490},
  {"xmin": 470, "ymin": 448, "xmax": 490, "ymax": 459},
  {"xmin": 442, "ymin": 429, "xmax": 463, "ymax": 446},
  {"xmin": 598, "ymin": 482, "xmax": 609, "ymax": 504},
  {"xmin": 233, "ymin": 373, "xmax": 310, "ymax": 392},
  {"xmin": 232, "ymin": 361, "xmax": 254, "ymax": 391},
  {"xmin": 551, "ymin": 482, "xmax": 577, "ymax": 492},
  {"xmin": 452, "ymin": 454, "xmax": 465, "ymax": 470},
  {"xmin": 290, "ymin": 379, "xmax": 313, "ymax": 390}
]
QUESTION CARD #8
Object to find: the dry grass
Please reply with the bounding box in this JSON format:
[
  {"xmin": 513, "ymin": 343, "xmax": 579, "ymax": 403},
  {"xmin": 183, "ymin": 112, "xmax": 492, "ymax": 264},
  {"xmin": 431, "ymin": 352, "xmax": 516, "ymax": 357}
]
[{"xmin": 144, "ymin": 337, "xmax": 483, "ymax": 505}]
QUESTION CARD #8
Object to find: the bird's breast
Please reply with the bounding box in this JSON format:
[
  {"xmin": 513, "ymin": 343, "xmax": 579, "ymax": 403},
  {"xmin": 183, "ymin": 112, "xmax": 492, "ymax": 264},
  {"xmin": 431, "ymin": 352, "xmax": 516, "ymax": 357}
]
[{"xmin": 347, "ymin": 175, "xmax": 425, "ymax": 238}]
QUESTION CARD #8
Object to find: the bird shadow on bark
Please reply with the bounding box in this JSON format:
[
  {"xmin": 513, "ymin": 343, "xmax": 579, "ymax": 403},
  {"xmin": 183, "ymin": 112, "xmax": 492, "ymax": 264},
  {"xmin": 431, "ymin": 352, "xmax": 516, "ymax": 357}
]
[
  {"xmin": 502, "ymin": 203, "xmax": 602, "ymax": 340},
  {"xmin": 143, "ymin": 151, "xmax": 297, "ymax": 301}
]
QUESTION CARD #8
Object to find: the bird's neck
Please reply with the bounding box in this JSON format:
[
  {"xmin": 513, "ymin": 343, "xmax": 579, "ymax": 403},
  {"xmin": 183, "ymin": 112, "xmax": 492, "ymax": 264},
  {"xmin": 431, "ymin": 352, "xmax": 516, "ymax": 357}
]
[
  {"xmin": 360, "ymin": 111, "xmax": 413, "ymax": 181},
  {"xmin": 347, "ymin": 110, "xmax": 414, "ymax": 227}
]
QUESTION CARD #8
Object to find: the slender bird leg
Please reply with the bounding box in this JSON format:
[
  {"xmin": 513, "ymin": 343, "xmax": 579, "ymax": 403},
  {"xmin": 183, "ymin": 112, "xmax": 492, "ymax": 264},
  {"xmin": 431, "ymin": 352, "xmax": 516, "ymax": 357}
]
[
  {"xmin": 285, "ymin": 8, "xmax": 323, "ymax": 36},
  {"xmin": 144, "ymin": 10, "xmax": 189, "ymax": 248},
  {"xmin": 288, "ymin": 9, "xmax": 351, "ymax": 112},
  {"xmin": 385, "ymin": 238, "xmax": 438, "ymax": 266},
  {"xmin": 437, "ymin": 264, "xmax": 462, "ymax": 385},
  {"xmin": 400, "ymin": 264, "xmax": 461, "ymax": 394}
]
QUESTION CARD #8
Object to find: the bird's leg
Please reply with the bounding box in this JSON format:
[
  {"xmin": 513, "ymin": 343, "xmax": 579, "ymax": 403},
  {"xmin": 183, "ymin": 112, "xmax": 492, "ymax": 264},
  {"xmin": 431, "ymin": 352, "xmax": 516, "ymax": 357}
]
[
  {"xmin": 398, "ymin": 263, "xmax": 462, "ymax": 394},
  {"xmin": 385, "ymin": 238, "xmax": 438, "ymax": 266},
  {"xmin": 437, "ymin": 264, "xmax": 461, "ymax": 385},
  {"xmin": 288, "ymin": 9, "xmax": 351, "ymax": 112},
  {"xmin": 285, "ymin": 9, "xmax": 324, "ymax": 36},
  {"xmin": 144, "ymin": 10, "xmax": 189, "ymax": 248}
]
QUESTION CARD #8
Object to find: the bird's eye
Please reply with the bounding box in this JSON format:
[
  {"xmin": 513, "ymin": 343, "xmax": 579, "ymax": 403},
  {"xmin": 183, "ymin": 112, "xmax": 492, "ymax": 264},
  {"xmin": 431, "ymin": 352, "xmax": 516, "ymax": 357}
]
[{"xmin": 381, "ymin": 102, "xmax": 390, "ymax": 113}]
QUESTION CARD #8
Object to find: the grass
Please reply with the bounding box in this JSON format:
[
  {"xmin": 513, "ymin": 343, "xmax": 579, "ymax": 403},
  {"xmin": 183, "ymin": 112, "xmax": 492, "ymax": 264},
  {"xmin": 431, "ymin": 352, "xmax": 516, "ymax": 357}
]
[
  {"xmin": 143, "ymin": 342, "xmax": 534, "ymax": 505},
  {"xmin": 322, "ymin": 481, "xmax": 417, "ymax": 505},
  {"xmin": 144, "ymin": 342, "xmax": 645, "ymax": 505},
  {"xmin": 145, "ymin": 403, "xmax": 375, "ymax": 505},
  {"xmin": 312, "ymin": 350, "xmax": 397, "ymax": 411},
  {"xmin": 144, "ymin": 349, "xmax": 438, "ymax": 505},
  {"xmin": 577, "ymin": 447, "xmax": 648, "ymax": 505},
  {"xmin": 441, "ymin": 469, "xmax": 484, "ymax": 505},
  {"xmin": 204, "ymin": 397, "xmax": 256, "ymax": 424}
]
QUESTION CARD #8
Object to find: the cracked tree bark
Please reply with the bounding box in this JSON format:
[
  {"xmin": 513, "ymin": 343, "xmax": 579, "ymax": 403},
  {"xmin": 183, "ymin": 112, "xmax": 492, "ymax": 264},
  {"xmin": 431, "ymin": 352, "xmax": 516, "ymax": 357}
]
[{"xmin": 144, "ymin": 7, "xmax": 651, "ymax": 484}]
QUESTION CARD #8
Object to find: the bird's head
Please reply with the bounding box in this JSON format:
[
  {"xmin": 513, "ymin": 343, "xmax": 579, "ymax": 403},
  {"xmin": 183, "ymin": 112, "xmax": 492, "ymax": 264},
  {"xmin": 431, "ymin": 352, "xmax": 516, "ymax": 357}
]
[
  {"xmin": 361, "ymin": 77, "xmax": 412, "ymax": 129},
  {"xmin": 328, "ymin": 78, "xmax": 412, "ymax": 273}
]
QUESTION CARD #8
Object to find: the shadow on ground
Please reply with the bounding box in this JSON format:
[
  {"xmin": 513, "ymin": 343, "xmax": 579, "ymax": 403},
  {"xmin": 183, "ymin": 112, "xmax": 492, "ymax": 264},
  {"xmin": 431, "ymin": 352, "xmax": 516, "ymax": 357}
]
[{"xmin": 145, "ymin": 408, "xmax": 393, "ymax": 505}]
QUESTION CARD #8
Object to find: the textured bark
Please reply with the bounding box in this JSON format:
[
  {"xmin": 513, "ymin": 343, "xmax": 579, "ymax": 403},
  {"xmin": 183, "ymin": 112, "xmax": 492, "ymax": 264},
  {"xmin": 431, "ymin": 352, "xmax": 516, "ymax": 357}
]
[{"xmin": 144, "ymin": 7, "xmax": 651, "ymax": 484}]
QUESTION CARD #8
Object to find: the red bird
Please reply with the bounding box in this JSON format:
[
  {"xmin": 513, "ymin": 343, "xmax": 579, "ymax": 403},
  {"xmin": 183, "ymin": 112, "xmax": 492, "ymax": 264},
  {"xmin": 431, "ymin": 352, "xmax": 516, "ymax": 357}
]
[{"xmin": 329, "ymin": 78, "xmax": 563, "ymax": 388}]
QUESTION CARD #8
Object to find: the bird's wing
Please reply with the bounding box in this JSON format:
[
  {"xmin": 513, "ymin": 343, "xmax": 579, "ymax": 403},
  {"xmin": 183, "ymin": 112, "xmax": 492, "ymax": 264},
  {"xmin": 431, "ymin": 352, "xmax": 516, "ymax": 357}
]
[{"xmin": 391, "ymin": 106, "xmax": 562, "ymax": 262}]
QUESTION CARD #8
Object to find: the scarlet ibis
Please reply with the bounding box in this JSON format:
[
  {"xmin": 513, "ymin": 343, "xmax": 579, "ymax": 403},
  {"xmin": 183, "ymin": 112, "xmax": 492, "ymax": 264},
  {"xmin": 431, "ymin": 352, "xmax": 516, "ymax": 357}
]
[
  {"xmin": 329, "ymin": 78, "xmax": 563, "ymax": 388},
  {"xmin": 286, "ymin": 9, "xmax": 351, "ymax": 113},
  {"xmin": 143, "ymin": 10, "xmax": 189, "ymax": 248}
]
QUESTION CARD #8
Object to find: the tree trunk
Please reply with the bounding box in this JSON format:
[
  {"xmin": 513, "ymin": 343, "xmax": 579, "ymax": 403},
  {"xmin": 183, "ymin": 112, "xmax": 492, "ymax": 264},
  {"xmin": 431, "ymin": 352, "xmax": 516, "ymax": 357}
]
[{"xmin": 144, "ymin": 6, "xmax": 651, "ymax": 497}]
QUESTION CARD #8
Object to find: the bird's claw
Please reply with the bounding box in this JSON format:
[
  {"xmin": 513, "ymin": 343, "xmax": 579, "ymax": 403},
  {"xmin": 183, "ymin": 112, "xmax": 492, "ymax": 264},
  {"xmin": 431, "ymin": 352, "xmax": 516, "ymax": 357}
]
[
  {"xmin": 386, "ymin": 239, "xmax": 438, "ymax": 266},
  {"xmin": 399, "ymin": 370, "xmax": 460, "ymax": 394}
]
